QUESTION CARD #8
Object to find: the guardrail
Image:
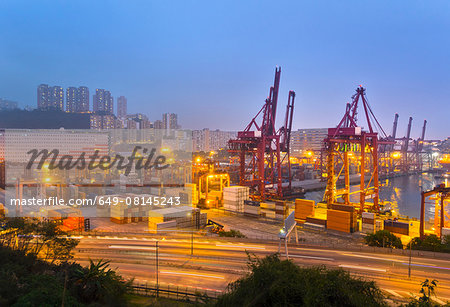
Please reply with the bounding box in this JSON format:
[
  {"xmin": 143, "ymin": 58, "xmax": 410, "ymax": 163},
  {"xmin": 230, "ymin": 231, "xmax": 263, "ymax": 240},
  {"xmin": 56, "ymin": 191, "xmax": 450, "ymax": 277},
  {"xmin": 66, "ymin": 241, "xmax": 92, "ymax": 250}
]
[{"xmin": 131, "ymin": 283, "xmax": 220, "ymax": 302}]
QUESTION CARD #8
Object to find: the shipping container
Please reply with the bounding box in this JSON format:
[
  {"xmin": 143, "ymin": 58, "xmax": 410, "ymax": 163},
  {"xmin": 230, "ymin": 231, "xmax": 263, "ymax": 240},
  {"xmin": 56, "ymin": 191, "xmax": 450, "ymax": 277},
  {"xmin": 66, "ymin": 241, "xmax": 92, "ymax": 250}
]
[{"xmin": 295, "ymin": 199, "xmax": 315, "ymax": 220}]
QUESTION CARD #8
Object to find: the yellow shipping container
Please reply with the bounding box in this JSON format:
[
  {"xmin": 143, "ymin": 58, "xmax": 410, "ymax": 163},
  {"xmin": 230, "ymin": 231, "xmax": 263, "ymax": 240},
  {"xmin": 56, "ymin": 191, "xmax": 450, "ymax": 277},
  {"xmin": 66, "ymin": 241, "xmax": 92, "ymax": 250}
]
[
  {"xmin": 295, "ymin": 199, "xmax": 315, "ymax": 220},
  {"xmin": 260, "ymin": 202, "xmax": 276, "ymax": 210},
  {"xmin": 327, "ymin": 209, "xmax": 351, "ymax": 232}
]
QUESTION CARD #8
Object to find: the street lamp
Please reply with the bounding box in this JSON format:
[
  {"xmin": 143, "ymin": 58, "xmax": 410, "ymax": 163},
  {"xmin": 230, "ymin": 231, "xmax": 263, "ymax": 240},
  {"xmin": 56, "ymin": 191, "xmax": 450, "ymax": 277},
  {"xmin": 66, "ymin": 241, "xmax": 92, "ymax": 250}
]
[
  {"xmin": 156, "ymin": 240, "xmax": 159, "ymax": 297},
  {"xmin": 187, "ymin": 212, "xmax": 194, "ymax": 256},
  {"xmin": 408, "ymin": 240, "xmax": 412, "ymax": 278}
]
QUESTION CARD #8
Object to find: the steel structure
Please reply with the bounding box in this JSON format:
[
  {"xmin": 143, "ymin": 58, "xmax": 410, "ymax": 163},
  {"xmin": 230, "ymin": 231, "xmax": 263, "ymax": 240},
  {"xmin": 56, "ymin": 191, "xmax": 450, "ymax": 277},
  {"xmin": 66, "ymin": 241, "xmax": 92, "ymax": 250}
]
[
  {"xmin": 228, "ymin": 67, "xmax": 295, "ymax": 200},
  {"xmin": 388, "ymin": 116, "xmax": 436, "ymax": 173},
  {"xmin": 324, "ymin": 86, "xmax": 393, "ymax": 213},
  {"xmin": 420, "ymin": 184, "xmax": 450, "ymax": 239}
]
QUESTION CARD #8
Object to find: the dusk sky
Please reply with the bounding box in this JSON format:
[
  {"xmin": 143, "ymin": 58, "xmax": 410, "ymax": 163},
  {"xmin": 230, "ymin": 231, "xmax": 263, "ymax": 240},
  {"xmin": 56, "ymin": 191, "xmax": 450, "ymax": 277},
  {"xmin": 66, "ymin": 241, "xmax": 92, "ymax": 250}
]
[{"xmin": 0, "ymin": 0, "xmax": 449, "ymax": 139}]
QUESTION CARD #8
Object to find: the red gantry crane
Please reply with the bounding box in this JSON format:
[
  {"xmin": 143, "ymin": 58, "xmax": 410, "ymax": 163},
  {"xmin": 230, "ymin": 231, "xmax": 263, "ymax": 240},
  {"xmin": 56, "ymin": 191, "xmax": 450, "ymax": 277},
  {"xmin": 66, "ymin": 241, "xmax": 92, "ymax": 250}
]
[
  {"xmin": 228, "ymin": 67, "xmax": 296, "ymax": 200},
  {"xmin": 324, "ymin": 86, "xmax": 393, "ymax": 213}
]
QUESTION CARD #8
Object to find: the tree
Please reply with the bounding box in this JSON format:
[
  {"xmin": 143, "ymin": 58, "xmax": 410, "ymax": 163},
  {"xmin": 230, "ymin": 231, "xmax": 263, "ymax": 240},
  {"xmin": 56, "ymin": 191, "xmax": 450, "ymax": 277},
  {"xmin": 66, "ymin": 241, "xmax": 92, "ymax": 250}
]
[
  {"xmin": 0, "ymin": 244, "xmax": 132, "ymax": 306},
  {"xmin": 410, "ymin": 235, "xmax": 443, "ymax": 252},
  {"xmin": 364, "ymin": 230, "xmax": 403, "ymax": 249},
  {"xmin": 12, "ymin": 273, "xmax": 79, "ymax": 307},
  {"xmin": 216, "ymin": 254, "xmax": 386, "ymax": 307},
  {"xmin": 0, "ymin": 217, "xmax": 80, "ymax": 262},
  {"xmin": 403, "ymin": 279, "xmax": 442, "ymax": 307},
  {"xmin": 73, "ymin": 259, "xmax": 132, "ymax": 306}
]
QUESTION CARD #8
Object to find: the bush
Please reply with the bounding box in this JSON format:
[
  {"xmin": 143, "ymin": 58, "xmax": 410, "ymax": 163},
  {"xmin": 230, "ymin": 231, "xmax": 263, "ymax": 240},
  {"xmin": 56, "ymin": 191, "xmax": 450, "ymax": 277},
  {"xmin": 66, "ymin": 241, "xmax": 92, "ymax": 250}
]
[
  {"xmin": 441, "ymin": 235, "xmax": 450, "ymax": 252},
  {"xmin": 403, "ymin": 279, "xmax": 441, "ymax": 307},
  {"xmin": 364, "ymin": 230, "xmax": 403, "ymax": 249},
  {"xmin": 218, "ymin": 229, "xmax": 246, "ymax": 238},
  {"xmin": 0, "ymin": 244, "xmax": 131, "ymax": 306},
  {"xmin": 409, "ymin": 235, "xmax": 450, "ymax": 253},
  {"xmin": 216, "ymin": 254, "xmax": 386, "ymax": 307}
]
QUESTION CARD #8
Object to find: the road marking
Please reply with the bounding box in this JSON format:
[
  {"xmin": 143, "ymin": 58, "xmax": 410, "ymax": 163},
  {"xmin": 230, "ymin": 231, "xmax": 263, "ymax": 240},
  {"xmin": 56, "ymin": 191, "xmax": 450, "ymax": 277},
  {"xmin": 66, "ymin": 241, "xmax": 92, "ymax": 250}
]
[
  {"xmin": 338, "ymin": 264, "xmax": 386, "ymax": 272},
  {"xmin": 341, "ymin": 253, "xmax": 402, "ymax": 263},
  {"xmin": 395, "ymin": 290, "xmax": 418, "ymax": 299},
  {"xmin": 402, "ymin": 263, "xmax": 450, "ymax": 270},
  {"xmin": 215, "ymin": 244, "xmax": 265, "ymax": 250},
  {"xmin": 432, "ymin": 297, "xmax": 447, "ymax": 305},
  {"xmin": 382, "ymin": 288, "xmax": 402, "ymax": 297},
  {"xmin": 69, "ymin": 236, "xmax": 84, "ymax": 239},
  {"xmin": 109, "ymin": 245, "xmax": 156, "ymax": 251},
  {"xmin": 289, "ymin": 254, "xmax": 334, "ymax": 261},
  {"xmin": 159, "ymin": 270, "xmax": 225, "ymax": 279}
]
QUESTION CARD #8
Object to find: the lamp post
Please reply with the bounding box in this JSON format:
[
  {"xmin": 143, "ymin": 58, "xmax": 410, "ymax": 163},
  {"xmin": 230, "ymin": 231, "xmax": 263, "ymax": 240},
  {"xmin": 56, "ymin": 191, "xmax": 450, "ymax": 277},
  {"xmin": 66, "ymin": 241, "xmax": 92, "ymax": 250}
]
[
  {"xmin": 156, "ymin": 241, "xmax": 159, "ymax": 297},
  {"xmin": 187, "ymin": 212, "xmax": 194, "ymax": 256},
  {"xmin": 191, "ymin": 229, "xmax": 194, "ymax": 256},
  {"xmin": 408, "ymin": 240, "xmax": 412, "ymax": 278}
]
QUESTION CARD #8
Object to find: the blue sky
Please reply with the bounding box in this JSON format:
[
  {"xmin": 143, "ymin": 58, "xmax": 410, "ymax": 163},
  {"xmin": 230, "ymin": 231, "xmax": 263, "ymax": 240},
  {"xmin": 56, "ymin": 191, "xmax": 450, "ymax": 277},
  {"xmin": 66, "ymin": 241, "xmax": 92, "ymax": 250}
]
[{"xmin": 0, "ymin": 0, "xmax": 449, "ymax": 139}]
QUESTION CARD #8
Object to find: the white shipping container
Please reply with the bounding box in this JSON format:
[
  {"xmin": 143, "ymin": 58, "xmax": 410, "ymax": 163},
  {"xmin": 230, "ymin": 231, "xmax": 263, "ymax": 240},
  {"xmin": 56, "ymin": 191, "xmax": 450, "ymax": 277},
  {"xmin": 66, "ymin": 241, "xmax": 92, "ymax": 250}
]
[{"xmin": 362, "ymin": 212, "xmax": 375, "ymax": 219}]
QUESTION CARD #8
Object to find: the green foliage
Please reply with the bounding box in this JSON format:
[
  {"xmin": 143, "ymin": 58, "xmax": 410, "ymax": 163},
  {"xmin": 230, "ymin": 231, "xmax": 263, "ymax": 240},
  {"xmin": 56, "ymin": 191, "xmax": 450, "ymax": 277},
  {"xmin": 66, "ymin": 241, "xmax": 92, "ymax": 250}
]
[
  {"xmin": 12, "ymin": 273, "xmax": 79, "ymax": 307},
  {"xmin": 0, "ymin": 217, "xmax": 80, "ymax": 262},
  {"xmin": 0, "ymin": 245, "xmax": 132, "ymax": 306},
  {"xmin": 73, "ymin": 259, "xmax": 133, "ymax": 306},
  {"xmin": 443, "ymin": 235, "xmax": 450, "ymax": 251},
  {"xmin": 402, "ymin": 279, "xmax": 443, "ymax": 307},
  {"xmin": 218, "ymin": 229, "xmax": 246, "ymax": 238},
  {"xmin": 408, "ymin": 235, "xmax": 450, "ymax": 253},
  {"xmin": 409, "ymin": 235, "xmax": 442, "ymax": 252},
  {"xmin": 0, "ymin": 216, "xmax": 132, "ymax": 306},
  {"xmin": 216, "ymin": 254, "xmax": 386, "ymax": 307},
  {"xmin": 364, "ymin": 230, "xmax": 403, "ymax": 249}
]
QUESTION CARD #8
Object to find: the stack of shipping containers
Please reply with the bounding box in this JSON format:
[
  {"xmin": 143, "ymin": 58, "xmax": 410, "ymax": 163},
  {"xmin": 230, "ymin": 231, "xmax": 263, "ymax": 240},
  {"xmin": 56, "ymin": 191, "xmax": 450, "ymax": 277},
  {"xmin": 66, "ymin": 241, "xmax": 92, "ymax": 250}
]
[
  {"xmin": 223, "ymin": 186, "xmax": 249, "ymax": 212},
  {"xmin": 361, "ymin": 212, "xmax": 375, "ymax": 233},
  {"xmin": 294, "ymin": 199, "xmax": 315, "ymax": 221},
  {"xmin": 244, "ymin": 200, "xmax": 260, "ymax": 217}
]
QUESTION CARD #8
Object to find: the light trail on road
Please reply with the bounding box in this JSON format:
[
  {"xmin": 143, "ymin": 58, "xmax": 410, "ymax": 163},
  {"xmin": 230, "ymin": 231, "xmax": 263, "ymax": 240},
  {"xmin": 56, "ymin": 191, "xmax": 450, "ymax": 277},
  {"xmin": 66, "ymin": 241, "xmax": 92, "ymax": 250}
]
[{"xmin": 73, "ymin": 234, "xmax": 450, "ymax": 303}]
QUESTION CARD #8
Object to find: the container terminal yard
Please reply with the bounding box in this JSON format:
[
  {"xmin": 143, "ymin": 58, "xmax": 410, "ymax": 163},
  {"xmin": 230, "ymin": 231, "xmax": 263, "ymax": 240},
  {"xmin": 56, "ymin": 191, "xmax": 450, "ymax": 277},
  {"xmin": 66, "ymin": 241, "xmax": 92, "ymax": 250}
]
[{"xmin": 0, "ymin": 68, "xmax": 449, "ymax": 305}]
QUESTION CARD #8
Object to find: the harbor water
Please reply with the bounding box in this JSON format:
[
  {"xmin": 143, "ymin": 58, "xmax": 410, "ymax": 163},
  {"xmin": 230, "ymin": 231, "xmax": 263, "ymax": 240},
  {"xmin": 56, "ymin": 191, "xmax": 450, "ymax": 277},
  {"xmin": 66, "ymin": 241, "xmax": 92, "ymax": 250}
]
[{"xmin": 304, "ymin": 173, "xmax": 446, "ymax": 220}]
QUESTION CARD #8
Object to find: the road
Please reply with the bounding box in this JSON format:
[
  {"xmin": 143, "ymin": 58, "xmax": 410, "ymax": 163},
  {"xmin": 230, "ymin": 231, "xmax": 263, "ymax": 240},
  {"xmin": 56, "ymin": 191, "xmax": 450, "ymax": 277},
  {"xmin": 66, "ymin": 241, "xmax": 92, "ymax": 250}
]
[{"xmin": 73, "ymin": 234, "xmax": 450, "ymax": 304}]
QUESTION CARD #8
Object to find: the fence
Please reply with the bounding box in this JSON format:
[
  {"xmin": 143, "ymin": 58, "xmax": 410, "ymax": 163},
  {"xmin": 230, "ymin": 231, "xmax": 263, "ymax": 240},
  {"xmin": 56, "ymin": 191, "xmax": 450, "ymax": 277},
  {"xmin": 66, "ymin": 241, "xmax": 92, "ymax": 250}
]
[{"xmin": 131, "ymin": 282, "xmax": 220, "ymax": 302}]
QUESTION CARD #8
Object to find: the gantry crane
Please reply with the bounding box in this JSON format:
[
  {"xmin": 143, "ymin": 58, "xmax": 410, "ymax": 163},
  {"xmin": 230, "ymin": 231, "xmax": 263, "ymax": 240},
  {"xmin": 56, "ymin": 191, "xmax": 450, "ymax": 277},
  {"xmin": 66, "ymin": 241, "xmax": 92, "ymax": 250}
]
[
  {"xmin": 228, "ymin": 67, "xmax": 296, "ymax": 200},
  {"xmin": 324, "ymin": 86, "xmax": 393, "ymax": 213}
]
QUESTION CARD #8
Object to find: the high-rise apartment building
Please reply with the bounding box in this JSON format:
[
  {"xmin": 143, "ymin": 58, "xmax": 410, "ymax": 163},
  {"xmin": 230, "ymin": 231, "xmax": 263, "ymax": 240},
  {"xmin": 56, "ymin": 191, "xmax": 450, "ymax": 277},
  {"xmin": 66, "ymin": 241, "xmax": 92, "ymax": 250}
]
[
  {"xmin": 0, "ymin": 98, "xmax": 18, "ymax": 110},
  {"xmin": 154, "ymin": 120, "xmax": 163, "ymax": 129},
  {"xmin": 48, "ymin": 86, "xmax": 64, "ymax": 110},
  {"xmin": 37, "ymin": 84, "xmax": 49, "ymax": 109},
  {"xmin": 192, "ymin": 128, "xmax": 237, "ymax": 152},
  {"xmin": 77, "ymin": 86, "xmax": 90, "ymax": 112},
  {"xmin": 162, "ymin": 113, "xmax": 178, "ymax": 130},
  {"xmin": 66, "ymin": 86, "xmax": 90, "ymax": 112},
  {"xmin": 123, "ymin": 113, "xmax": 151, "ymax": 129},
  {"xmin": 93, "ymin": 89, "xmax": 113, "ymax": 114},
  {"xmin": 90, "ymin": 113, "xmax": 117, "ymax": 129},
  {"xmin": 290, "ymin": 128, "xmax": 328, "ymax": 155},
  {"xmin": 117, "ymin": 96, "xmax": 127, "ymax": 118},
  {"xmin": 66, "ymin": 87, "xmax": 77, "ymax": 112}
]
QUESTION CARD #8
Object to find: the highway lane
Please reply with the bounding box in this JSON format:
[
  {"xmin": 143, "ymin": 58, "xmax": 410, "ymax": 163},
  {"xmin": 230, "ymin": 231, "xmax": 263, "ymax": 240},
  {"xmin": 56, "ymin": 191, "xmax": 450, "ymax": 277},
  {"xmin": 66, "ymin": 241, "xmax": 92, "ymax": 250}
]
[
  {"xmin": 75, "ymin": 236, "xmax": 450, "ymax": 282},
  {"xmin": 72, "ymin": 235, "xmax": 450, "ymax": 303}
]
